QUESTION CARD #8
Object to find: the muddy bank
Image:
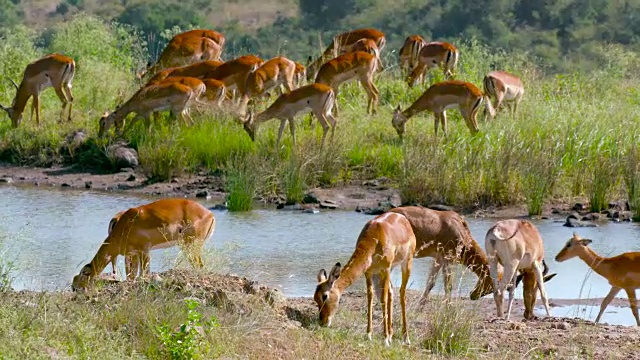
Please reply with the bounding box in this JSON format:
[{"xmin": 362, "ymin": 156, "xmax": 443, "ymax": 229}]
[
  {"xmin": 21, "ymin": 270, "xmax": 639, "ymax": 359},
  {"xmin": 0, "ymin": 163, "xmax": 596, "ymax": 218}
]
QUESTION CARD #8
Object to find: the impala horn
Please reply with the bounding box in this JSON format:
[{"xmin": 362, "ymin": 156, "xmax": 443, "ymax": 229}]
[{"xmin": 8, "ymin": 79, "xmax": 18, "ymax": 90}]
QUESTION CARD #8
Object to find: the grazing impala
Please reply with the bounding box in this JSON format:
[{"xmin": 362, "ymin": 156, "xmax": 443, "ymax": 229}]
[
  {"xmin": 98, "ymin": 76, "xmax": 205, "ymax": 137},
  {"xmin": 314, "ymin": 212, "xmax": 416, "ymax": 346},
  {"xmin": 387, "ymin": 206, "xmax": 556, "ymax": 304},
  {"xmin": 1, "ymin": 53, "xmax": 75, "ymax": 128},
  {"xmin": 482, "ymin": 70, "xmax": 525, "ymax": 121},
  {"xmin": 407, "ymin": 41, "xmax": 459, "ymax": 88},
  {"xmin": 398, "ymin": 35, "xmax": 427, "ymax": 79},
  {"xmin": 145, "ymin": 60, "xmax": 224, "ymax": 85},
  {"xmin": 172, "ymin": 29, "xmax": 226, "ymax": 48},
  {"xmin": 72, "ymin": 198, "xmax": 216, "ymax": 290},
  {"xmin": 243, "ymin": 83, "xmax": 337, "ymax": 147},
  {"xmin": 392, "ymin": 80, "xmax": 484, "ymax": 139},
  {"xmin": 143, "ymin": 36, "xmax": 222, "ymax": 78},
  {"xmin": 555, "ymin": 233, "xmax": 640, "ymax": 326},
  {"xmin": 485, "ymin": 219, "xmax": 551, "ymax": 320},
  {"xmin": 307, "ymin": 28, "xmax": 386, "ymax": 81},
  {"xmin": 204, "ymin": 55, "xmax": 264, "ymax": 104},
  {"xmin": 240, "ymin": 56, "xmax": 297, "ymax": 112},
  {"xmin": 315, "ymin": 51, "xmax": 379, "ymax": 115}
]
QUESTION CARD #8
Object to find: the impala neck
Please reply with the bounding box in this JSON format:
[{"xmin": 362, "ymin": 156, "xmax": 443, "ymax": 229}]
[
  {"xmin": 576, "ymin": 246, "xmax": 608, "ymax": 279},
  {"xmin": 86, "ymin": 239, "xmax": 114, "ymax": 277},
  {"xmin": 334, "ymin": 242, "xmax": 374, "ymax": 294},
  {"xmin": 401, "ymin": 103, "xmax": 423, "ymax": 121},
  {"xmin": 460, "ymin": 239, "xmax": 492, "ymax": 278},
  {"xmin": 8, "ymin": 83, "xmax": 31, "ymax": 117}
]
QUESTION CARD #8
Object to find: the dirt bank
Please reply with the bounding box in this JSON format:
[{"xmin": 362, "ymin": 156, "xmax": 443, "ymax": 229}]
[{"xmin": 0, "ymin": 163, "xmax": 589, "ymax": 218}]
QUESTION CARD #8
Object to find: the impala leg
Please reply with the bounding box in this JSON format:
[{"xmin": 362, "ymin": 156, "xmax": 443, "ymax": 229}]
[
  {"xmin": 33, "ymin": 95, "xmax": 40, "ymax": 127},
  {"xmin": 64, "ymin": 82, "xmax": 74, "ymax": 121},
  {"xmin": 313, "ymin": 110, "xmax": 330, "ymax": 147},
  {"xmin": 401, "ymin": 256, "xmax": 412, "ymax": 345},
  {"xmin": 533, "ymin": 261, "xmax": 551, "ymax": 317},
  {"xmin": 288, "ymin": 117, "xmax": 297, "ymax": 146},
  {"xmin": 624, "ymin": 288, "xmax": 640, "ymax": 326},
  {"xmin": 596, "ymin": 287, "xmax": 621, "ymax": 324},
  {"xmin": 333, "ymin": 89, "xmax": 340, "ymax": 117},
  {"xmin": 440, "ymin": 111, "xmax": 448, "ymax": 136},
  {"xmin": 433, "ymin": 112, "xmax": 441, "ymax": 137},
  {"xmin": 125, "ymin": 251, "xmax": 140, "ymax": 280},
  {"xmin": 54, "ymin": 85, "xmax": 70, "ymax": 123},
  {"xmin": 496, "ymin": 263, "xmax": 517, "ymax": 319},
  {"xmin": 505, "ymin": 267, "xmax": 519, "ymax": 320},
  {"xmin": 421, "ymin": 254, "xmax": 444, "ymax": 305},
  {"xmin": 379, "ymin": 269, "xmax": 392, "ymax": 346},
  {"xmin": 365, "ymin": 273, "xmax": 374, "ymax": 341}
]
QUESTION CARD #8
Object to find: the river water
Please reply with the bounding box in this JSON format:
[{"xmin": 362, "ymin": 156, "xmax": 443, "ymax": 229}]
[{"xmin": 1, "ymin": 185, "xmax": 639, "ymax": 324}]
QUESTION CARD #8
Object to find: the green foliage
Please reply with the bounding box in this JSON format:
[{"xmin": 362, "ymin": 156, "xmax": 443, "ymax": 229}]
[
  {"xmin": 422, "ymin": 300, "xmax": 477, "ymax": 356},
  {"xmin": 138, "ymin": 122, "xmax": 194, "ymax": 182},
  {"xmin": 225, "ymin": 156, "xmax": 258, "ymax": 212},
  {"xmin": 157, "ymin": 299, "xmax": 219, "ymax": 360}
]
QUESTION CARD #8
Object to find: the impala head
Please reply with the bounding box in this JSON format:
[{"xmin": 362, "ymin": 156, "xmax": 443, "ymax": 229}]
[
  {"xmin": 314, "ymin": 262, "xmax": 342, "ymax": 327},
  {"xmin": 555, "ymin": 232, "xmax": 592, "ymax": 262},
  {"xmin": 1, "ymin": 78, "xmax": 20, "ymax": 126},
  {"xmin": 470, "ymin": 269, "xmax": 496, "ymax": 300},
  {"xmin": 98, "ymin": 111, "xmax": 115, "ymax": 137},
  {"xmin": 392, "ymin": 105, "xmax": 407, "ymax": 139},
  {"xmin": 71, "ymin": 263, "xmax": 94, "ymax": 291}
]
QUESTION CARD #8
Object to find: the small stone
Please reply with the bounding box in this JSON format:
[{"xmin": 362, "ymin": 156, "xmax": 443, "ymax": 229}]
[
  {"xmin": 427, "ymin": 204, "xmax": 454, "ymax": 212},
  {"xmin": 85, "ymin": 181, "xmax": 92, "ymax": 189},
  {"xmin": 572, "ymin": 203, "xmax": 586, "ymax": 211},
  {"xmin": 170, "ymin": 178, "xmax": 179, "ymax": 183},
  {"xmin": 303, "ymin": 208, "xmax": 320, "ymax": 214},
  {"xmin": 319, "ymin": 200, "xmax": 339, "ymax": 209},
  {"xmin": 195, "ymin": 190, "xmax": 210, "ymax": 199},
  {"xmin": 302, "ymin": 193, "xmax": 320, "ymax": 204},
  {"xmin": 0, "ymin": 177, "xmax": 13, "ymax": 184},
  {"xmin": 126, "ymin": 174, "xmax": 136, "ymax": 182},
  {"xmin": 211, "ymin": 204, "xmax": 227, "ymax": 211},
  {"xmin": 61, "ymin": 183, "xmax": 71, "ymax": 188}
]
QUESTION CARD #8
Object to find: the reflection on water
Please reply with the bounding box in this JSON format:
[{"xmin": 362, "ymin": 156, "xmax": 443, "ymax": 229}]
[
  {"xmin": 1, "ymin": 186, "xmax": 640, "ymax": 305},
  {"xmin": 536, "ymin": 305, "xmax": 637, "ymax": 326}
]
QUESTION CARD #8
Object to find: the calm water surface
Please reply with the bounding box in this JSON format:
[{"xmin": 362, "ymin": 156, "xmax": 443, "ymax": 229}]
[{"xmin": 1, "ymin": 186, "xmax": 639, "ymax": 322}]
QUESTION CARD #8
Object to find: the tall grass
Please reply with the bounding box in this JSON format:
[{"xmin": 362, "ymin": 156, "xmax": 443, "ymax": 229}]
[
  {"xmin": 623, "ymin": 142, "xmax": 640, "ymax": 221},
  {"xmin": 2, "ymin": 18, "xmax": 640, "ymax": 211},
  {"xmin": 225, "ymin": 156, "xmax": 258, "ymax": 212}
]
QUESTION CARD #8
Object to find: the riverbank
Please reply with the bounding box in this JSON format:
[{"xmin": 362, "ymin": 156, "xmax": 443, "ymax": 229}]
[
  {"xmin": 0, "ymin": 163, "xmax": 595, "ymax": 219},
  {"xmin": 0, "ymin": 269, "xmax": 636, "ymax": 359}
]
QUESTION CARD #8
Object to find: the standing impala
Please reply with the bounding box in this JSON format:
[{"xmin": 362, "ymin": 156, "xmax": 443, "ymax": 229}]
[
  {"xmin": 243, "ymin": 83, "xmax": 337, "ymax": 148},
  {"xmin": 555, "ymin": 233, "xmax": 640, "ymax": 326},
  {"xmin": 240, "ymin": 56, "xmax": 297, "ymax": 113},
  {"xmin": 339, "ymin": 38, "xmax": 383, "ymax": 71},
  {"xmin": 98, "ymin": 76, "xmax": 205, "ymax": 137},
  {"xmin": 392, "ymin": 80, "xmax": 484, "ymax": 139},
  {"xmin": 1, "ymin": 53, "xmax": 75, "ymax": 128},
  {"xmin": 142, "ymin": 36, "xmax": 222, "ymax": 78},
  {"xmin": 72, "ymin": 198, "xmax": 215, "ymax": 290},
  {"xmin": 407, "ymin": 41, "xmax": 459, "ymax": 88},
  {"xmin": 172, "ymin": 29, "xmax": 226, "ymax": 48},
  {"xmin": 204, "ymin": 55, "xmax": 264, "ymax": 104},
  {"xmin": 307, "ymin": 28, "xmax": 385, "ymax": 81},
  {"xmin": 314, "ymin": 212, "xmax": 416, "ymax": 346},
  {"xmin": 482, "ymin": 70, "xmax": 525, "ymax": 121},
  {"xmin": 398, "ymin": 35, "xmax": 427, "ymax": 79},
  {"xmin": 314, "ymin": 51, "xmax": 379, "ymax": 116}
]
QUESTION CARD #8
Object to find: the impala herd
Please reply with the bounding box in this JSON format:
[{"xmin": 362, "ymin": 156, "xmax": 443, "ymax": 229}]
[
  {"xmin": 2, "ymin": 27, "xmax": 639, "ymax": 345},
  {"xmin": 2, "ymin": 27, "xmax": 524, "ymax": 146}
]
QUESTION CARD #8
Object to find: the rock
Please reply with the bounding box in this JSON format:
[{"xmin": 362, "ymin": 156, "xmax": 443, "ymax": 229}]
[
  {"xmin": 508, "ymin": 322, "xmax": 526, "ymax": 330},
  {"xmin": 264, "ymin": 288, "xmax": 286, "ymax": 307},
  {"xmin": 209, "ymin": 203, "xmax": 227, "ymax": 211},
  {"xmin": 363, "ymin": 207, "xmax": 386, "ymax": 215},
  {"xmin": 363, "ymin": 179, "xmax": 380, "ymax": 187},
  {"xmin": 0, "ymin": 177, "xmax": 13, "ymax": 184},
  {"xmin": 551, "ymin": 208, "xmax": 561, "ymax": 214},
  {"xmin": 119, "ymin": 167, "xmax": 135, "ymax": 173},
  {"xmin": 550, "ymin": 322, "xmax": 571, "ymax": 330},
  {"xmin": 61, "ymin": 183, "xmax": 71, "ymax": 188},
  {"xmin": 196, "ymin": 190, "xmax": 211, "ymax": 199},
  {"xmin": 319, "ymin": 200, "xmax": 339, "ymax": 209},
  {"xmin": 303, "ymin": 208, "xmax": 320, "ymax": 214},
  {"xmin": 170, "ymin": 178, "xmax": 179, "ymax": 183},
  {"xmin": 427, "ymin": 204, "xmax": 454, "ymax": 212},
  {"xmin": 85, "ymin": 181, "xmax": 92, "ymax": 189},
  {"xmin": 66, "ymin": 130, "xmax": 88, "ymax": 145},
  {"xmin": 107, "ymin": 142, "xmax": 139, "ymax": 170},
  {"xmin": 567, "ymin": 213, "xmax": 581, "ymax": 220},
  {"xmin": 279, "ymin": 203, "xmax": 302, "ymax": 211},
  {"xmin": 126, "ymin": 174, "xmax": 136, "ymax": 182},
  {"xmin": 581, "ymin": 212, "xmax": 601, "ymax": 221},
  {"xmin": 564, "ymin": 217, "xmax": 597, "ymax": 228},
  {"xmin": 572, "ymin": 203, "xmax": 586, "ymax": 212},
  {"xmin": 302, "ymin": 192, "xmax": 320, "ymax": 204},
  {"xmin": 608, "ymin": 201, "xmax": 625, "ymax": 211},
  {"xmin": 612, "ymin": 211, "xmax": 632, "ymax": 221}
]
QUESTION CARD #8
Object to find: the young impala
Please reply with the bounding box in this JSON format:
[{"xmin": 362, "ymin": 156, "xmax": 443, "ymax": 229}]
[
  {"xmin": 98, "ymin": 76, "xmax": 205, "ymax": 137},
  {"xmin": 306, "ymin": 28, "xmax": 385, "ymax": 81},
  {"xmin": 555, "ymin": 233, "xmax": 640, "ymax": 326},
  {"xmin": 314, "ymin": 212, "xmax": 416, "ymax": 346},
  {"xmin": 485, "ymin": 219, "xmax": 551, "ymax": 320},
  {"xmin": 398, "ymin": 35, "xmax": 426, "ymax": 79},
  {"xmin": 1, "ymin": 53, "xmax": 75, "ymax": 128},
  {"xmin": 482, "ymin": 70, "xmax": 525, "ymax": 121},
  {"xmin": 392, "ymin": 80, "xmax": 485, "ymax": 139},
  {"xmin": 72, "ymin": 198, "xmax": 215, "ymax": 290},
  {"xmin": 407, "ymin": 41, "xmax": 459, "ymax": 88},
  {"xmin": 243, "ymin": 83, "xmax": 337, "ymax": 147},
  {"xmin": 314, "ymin": 51, "xmax": 379, "ymax": 115}
]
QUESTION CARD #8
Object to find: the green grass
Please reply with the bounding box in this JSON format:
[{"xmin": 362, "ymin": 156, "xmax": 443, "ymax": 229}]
[{"xmin": 2, "ymin": 17, "xmax": 640, "ymax": 211}]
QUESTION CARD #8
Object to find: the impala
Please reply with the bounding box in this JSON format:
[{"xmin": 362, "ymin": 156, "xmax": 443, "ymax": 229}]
[
  {"xmin": 240, "ymin": 56, "xmax": 297, "ymax": 112},
  {"xmin": 339, "ymin": 38, "xmax": 383, "ymax": 71},
  {"xmin": 293, "ymin": 62, "xmax": 306, "ymax": 88},
  {"xmin": 72, "ymin": 198, "xmax": 216, "ymax": 290},
  {"xmin": 392, "ymin": 80, "xmax": 484, "ymax": 139},
  {"xmin": 315, "ymin": 51, "xmax": 379, "ymax": 115},
  {"xmin": 142, "ymin": 36, "xmax": 222, "ymax": 78},
  {"xmin": 485, "ymin": 219, "xmax": 551, "ymax": 320},
  {"xmin": 107, "ymin": 210, "xmax": 127, "ymax": 276},
  {"xmin": 482, "ymin": 70, "xmax": 525, "ymax": 121},
  {"xmin": 145, "ymin": 60, "xmax": 224, "ymax": 85},
  {"xmin": 315, "ymin": 212, "xmax": 416, "ymax": 346},
  {"xmin": 1, "ymin": 53, "xmax": 75, "ymax": 128},
  {"xmin": 306, "ymin": 28, "xmax": 385, "ymax": 81},
  {"xmin": 387, "ymin": 206, "xmax": 555, "ymax": 304},
  {"xmin": 407, "ymin": 41, "xmax": 459, "ymax": 88},
  {"xmin": 172, "ymin": 29, "xmax": 226, "ymax": 48},
  {"xmin": 398, "ymin": 35, "xmax": 426, "ymax": 79},
  {"xmin": 243, "ymin": 83, "xmax": 337, "ymax": 147},
  {"xmin": 98, "ymin": 76, "xmax": 205, "ymax": 137},
  {"xmin": 204, "ymin": 55, "xmax": 264, "ymax": 104},
  {"xmin": 555, "ymin": 233, "xmax": 640, "ymax": 326}
]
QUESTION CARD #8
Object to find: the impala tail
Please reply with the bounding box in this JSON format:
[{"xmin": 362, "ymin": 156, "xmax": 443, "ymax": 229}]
[{"xmin": 444, "ymin": 49, "xmax": 459, "ymax": 77}]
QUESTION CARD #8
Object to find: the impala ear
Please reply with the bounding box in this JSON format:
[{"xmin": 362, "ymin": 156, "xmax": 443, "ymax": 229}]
[
  {"xmin": 328, "ymin": 262, "xmax": 341, "ymax": 283},
  {"xmin": 9, "ymin": 79, "xmax": 18, "ymax": 90},
  {"xmin": 580, "ymin": 238, "xmax": 593, "ymax": 246},
  {"xmin": 317, "ymin": 269, "xmax": 327, "ymax": 283}
]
